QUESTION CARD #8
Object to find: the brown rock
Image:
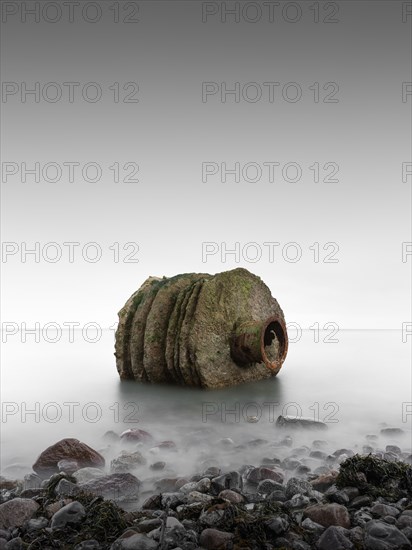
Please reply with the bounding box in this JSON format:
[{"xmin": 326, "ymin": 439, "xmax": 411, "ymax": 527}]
[
  {"xmin": 0, "ymin": 498, "xmax": 39, "ymax": 529},
  {"xmin": 32, "ymin": 438, "xmax": 105, "ymax": 478},
  {"xmin": 310, "ymin": 471, "xmax": 338, "ymax": 492},
  {"xmin": 304, "ymin": 503, "xmax": 351, "ymax": 529},
  {"xmin": 218, "ymin": 489, "xmax": 244, "ymax": 503}
]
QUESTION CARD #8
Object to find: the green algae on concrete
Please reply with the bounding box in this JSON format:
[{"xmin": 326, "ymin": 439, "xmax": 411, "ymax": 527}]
[{"xmin": 114, "ymin": 268, "xmax": 288, "ymax": 389}]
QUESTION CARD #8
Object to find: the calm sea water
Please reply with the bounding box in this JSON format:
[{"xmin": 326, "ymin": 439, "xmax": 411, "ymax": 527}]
[{"xmin": 1, "ymin": 330, "xmax": 411, "ymax": 479}]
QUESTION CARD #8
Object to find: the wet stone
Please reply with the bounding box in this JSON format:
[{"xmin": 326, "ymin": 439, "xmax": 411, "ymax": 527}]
[
  {"xmin": 111, "ymin": 533, "xmax": 157, "ymax": 549},
  {"xmin": 211, "ymin": 471, "xmax": 242, "ymax": 493},
  {"xmin": 371, "ymin": 503, "xmax": 400, "ymax": 518},
  {"xmin": 364, "ymin": 519, "xmax": 411, "ymax": 549},
  {"xmin": 149, "ymin": 462, "xmax": 165, "ymax": 471},
  {"xmin": 57, "ymin": 460, "xmax": 79, "ymax": 475},
  {"xmin": 50, "ymin": 501, "xmax": 86, "ymax": 530},
  {"xmin": 380, "ymin": 427, "xmax": 404, "ymax": 436},
  {"xmin": 268, "ymin": 490, "xmax": 288, "ymax": 502},
  {"xmin": 74, "ymin": 541, "xmax": 101, "ymax": 550},
  {"xmin": 26, "ymin": 517, "xmax": 48, "ymax": 531},
  {"xmin": 199, "ymin": 528, "xmax": 234, "ymax": 549},
  {"xmin": 397, "ymin": 514, "xmax": 412, "ymax": 530},
  {"xmin": 386, "ymin": 445, "xmax": 401, "ymax": 454},
  {"xmin": 285, "ymin": 478, "xmax": 314, "ymax": 500},
  {"xmin": 301, "ymin": 517, "xmax": 325, "ymax": 536},
  {"xmin": 22, "ymin": 474, "xmax": 41, "ymax": 490},
  {"xmin": 310, "ymin": 450, "xmax": 328, "ymax": 460},
  {"xmin": 282, "ymin": 458, "xmax": 302, "ymax": 471},
  {"xmin": 304, "ymin": 503, "xmax": 351, "ymax": 529},
  {"xmin": 317, "ymin": 526, "xmax": 354, "ymax": 550},
  {"xmin": 218, "ymin": 489, "xmax": 244, "ymax": 503},
  {"xmin": 351, "ymin": 495, "xmax": 373, "ymax": 509},
  {"xmin": 265, "ymin": 516, "xmax": 289, "ymax": 535},
  {"xmin": 3, "ymin": 537, "xmax": 23, "ymax": 550},
  {"xmin": 0, "ymin": 499, "xmax": 39, "ymax": 530}
]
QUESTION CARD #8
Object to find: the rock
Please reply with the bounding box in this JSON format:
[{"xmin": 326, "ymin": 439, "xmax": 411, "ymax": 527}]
[
  {"xmin": 73, "ymin": 467, "xmax": 106, "ymax": 484},
  {"xmin": 178, "ymin": 481, "xmax": 198, "ymax": 494},
  {"xmin": 26, "ymin": 517, "xmax": 48, "ymax": 531},
  {"xmin": 285, "ymin": 478, "xmax": 314, "ymax": 499},
  {"xmin": 257, "ymin": 479, "xmax": 280, "ymax": 495},
  {"xmin": 80, "ymin": 473, "xmax": 141, "ymax": 500},
  {"xmin": 74, "ymin": 541, "xmax": 101, "ymax": 549},
  {"xmin": 276, "ymin": 415, "xmax": 328, "ymax": 430},
  {"xmin": 351, "ymin": 495, "xmax": 372, "ymax": 508},
  {"xmin": 247, "ymin": 438, "xmax": 269, "ymax": 447},
  {"xmin": 161, "ymin": 492, "xmax": 185, "ymax": 509},
  {"xmin": 310, "ymin": 471, "xmax": 338, "ymax": 492},
  {"xmin": 371, "ymin": 503, "xmax": 400, "ymax": 518},
  {"xmin": 203, "ymin": 466, "xmax": 221, "ymax": 478},
  {"xmin": 296, "ymin": 465, "xmax": 312, "ymax": 476},
  {"xmin": 4, "ymin": 537, "xmax": 23, "ymax": 549},
  {"xmin": 149, "ymin": 441, "xmax": 177, "ymax": 453},
  {"xmin": 282, "ymin": 457, "xmax": 302, "ymax": 470},
  {"xmin": 120, "ymin": 429, "xmax": 154, "ymax": 444},
  {"xmin": 32, "ymin": 438, "xmax": 105, "ymax": 478},
  {"xmin": 186, "ymin": 491, "xmax": 214, "ymax": 505},
  {"xmin": 195, "ymin": 477, "xmax": 211, "ymax": 493},
  {"xmin": 149, "ymin": 462, "xmax": 165, "ymax": 471},
  {"xmin": 103, "ymin": 430, "xmax": 120, "ymax": 443},
  {"xmin": 45, "ymin": 499, "xmax": 73, "ymax": 518},
  {"xmin": 304, "ymin": 503, "xmax": 351, "ymax": 529},
  {"xmin": 364, "ymin": 519, "xmax": 411, "ymax": 549},
  {"xmin": 180, "ymin": 477, "xmax": 211, "ymax": 494},
  {"xmin": 55, "ymin": 479, "xmax": 79, "ymax": 497},
  {"xmin": 154, "ymin": 478, "xmax": 180, "ymax": 492},
  {"xmin": 246, "ymin": 467, "xmax": 284, "ymax": 485},
  {"xmin": 135, "ymin": 519, "xmax": 162, "ymax": 533},
  {"xmin": 403, "ymin": 528, "xmax": 412, "ymax": 542},
  {"xmin": 211, "ymin": 471, "xmax": 242, "ymax": 493},
  {"xmin": 317, "ymin": 526, "xmax": 354, "ymax": 549},
  {"xmin": 111, "ymin": 533, "xmax": 157, "ymax": 549},
  {"xmin": 310, "ymin": 450, "xmax": 328, "ymax": 460},
  {"xmin": 57, "ymin": 459, "xmax": 79, "ymax": 474},
  {"xmin": 50, "ymin": 501, "xmax": 86, "ymax": 530},
  {"xmin": 342, "ymin": 487, "xmax": 359, "ymax": 501},
  {"xmin": 384, "ymin": 516, "xmax": 397, "ymax": 525},
  {"xmin": 324, "ymin": 486, "xmax": 350, "ymax": 505},
  {"xmin": 386, "ymin": 445, "xmax": 401, "ymax": 454},
  {"xmin": 141, "ymin": 494, "xmax": 161, "ymax": 510},
  {"xmin": 301, "ymin": 517, "xmax": 325, "ymax": 535},
  {"xmin": 218, "ymin": 489, "xmax": 244, "ymax": 503},
  {"xmin": 111, "ymin": 451, "xmax": 146, "ymax": 473},
  {"xmin": 22, "ymin": 473, "xmax": 41, "ymax": 490},
  {"xmin": 285, "ymin": 494, "xmax": 311, "ymax": 509},
  {"xmin": 199, "ymin": 528, "xmax": 234, "ymax": 549},
  {"xmin": 268, "ymin": 490, "xmax": 287, "ymax": 502},
  {"xmin": 265, "ymin": 516, "xmax": 289, "ymax": 535},
  {"xmin": 333, "ymin": 449, "xmax": 354, "ymax": 458},
  {"xmin": 398, "ymin": 514, "xmax": 412, "ymax": 530},
  {"xmin": 0, "ymin": 499, "xmax": 39, "ymax": 529},
  {"xmin": 353, "ymin": 510, "xmax": 373, "ymax": 527},
  {"xmin": 380, "ymin": 428, "xmax": 404, "ymax": 436}
]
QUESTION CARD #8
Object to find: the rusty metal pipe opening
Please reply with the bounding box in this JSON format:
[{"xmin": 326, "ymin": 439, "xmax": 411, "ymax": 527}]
[{"xmin": 231, "ymin": 315, "xmax": 288, "ymax": 372}]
